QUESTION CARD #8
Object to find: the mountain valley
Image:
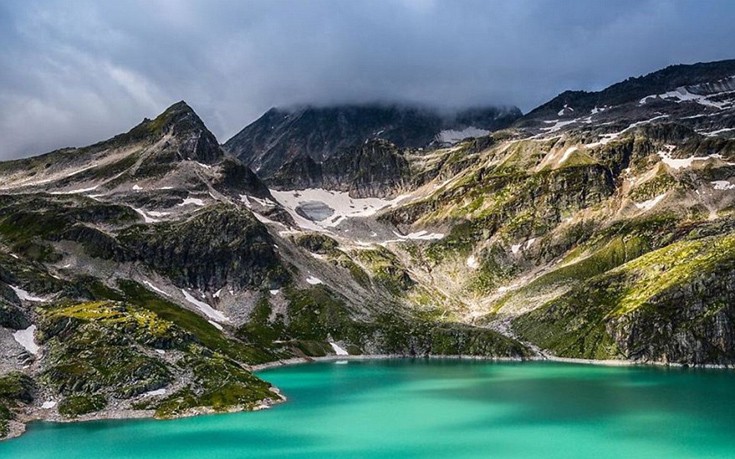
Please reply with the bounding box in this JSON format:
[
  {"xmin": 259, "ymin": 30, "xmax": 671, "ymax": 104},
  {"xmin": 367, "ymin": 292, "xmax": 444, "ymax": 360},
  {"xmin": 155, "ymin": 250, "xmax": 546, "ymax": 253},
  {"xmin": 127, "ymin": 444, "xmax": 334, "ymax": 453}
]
[{"xmin": 1, "ymin": 59, "xmax": 734, "ymax": 439}]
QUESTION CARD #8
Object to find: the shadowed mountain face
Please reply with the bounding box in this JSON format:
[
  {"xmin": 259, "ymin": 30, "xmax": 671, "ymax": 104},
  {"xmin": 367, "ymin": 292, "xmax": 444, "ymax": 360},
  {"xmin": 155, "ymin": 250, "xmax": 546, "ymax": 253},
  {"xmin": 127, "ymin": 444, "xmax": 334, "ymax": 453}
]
[
  {"xmin": 1, "ymin": 59, "xmax": 735, "ymax": 437},
  {"xmin": 518, "ymin": 59, "xmax": 735, "ymax": 136},
  {"xmin": 223, "ymin": 104, "xmax": 522, "ymax": 178},
  {"xmin": 526, "ymin": 60, "xmax": 735, "ymax": 118},
  {"xmin": 267, "ymin": 139, "xmax": 413, "ymax": 198}
]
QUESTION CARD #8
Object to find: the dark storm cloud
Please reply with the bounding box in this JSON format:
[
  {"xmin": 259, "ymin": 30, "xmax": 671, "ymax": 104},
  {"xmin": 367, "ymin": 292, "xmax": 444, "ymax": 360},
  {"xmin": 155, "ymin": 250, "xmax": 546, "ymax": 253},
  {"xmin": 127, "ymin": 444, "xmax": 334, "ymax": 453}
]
[{"xmin": 1, "ymin": 0, "xmax": 733, "ymax": 159}]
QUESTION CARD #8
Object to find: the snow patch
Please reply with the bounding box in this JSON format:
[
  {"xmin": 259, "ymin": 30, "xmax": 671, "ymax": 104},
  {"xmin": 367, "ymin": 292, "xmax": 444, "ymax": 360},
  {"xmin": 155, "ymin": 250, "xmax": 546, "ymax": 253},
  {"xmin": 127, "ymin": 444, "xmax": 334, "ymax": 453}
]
[
  {"xmin": 466, "ymin": 255, "xmax": 479, "ymax": 269},
  {"xmin": 540, "ymin": 119, "xmax": 577, "ymax": 133},
  {"xmin": 270, "ymin": 188, "xmax": 409, "ymax": 230},
  {"xmin": 511, "ymin": 239, "xmax": 536, "ymax": 254},
  {"xmin": 635, "ymin": 193, "xmax": 667, "ymax": 211},
  {"xmin": 712, "ymin": 180, "xmax": 735, "ymax": 190},
  {"xmin": 178, "ymin": 197, "xmax": 206, "ymax": 207},
  {"xmin": 269, "ymin": 289, "xmax": 280, "ymax": 296},
  {"xmin": 133, "ymin": 208, "xmax": 159, "ymax": 223},
  {"xmin": 142, "ymin": 388, "xmax": 167, "ymax": 397},
  {"xmin": 208, "ymin": 320, "xmax": 224, "ymax": 331},
  {"xmin": 42, "ymin": 401, "xmax": 56, "ymax": 409},
  {"xmin": 246, "ymin": 196, "xmax": 276, "ymax": 207},
  {"xmin": 559, "ymin": 146, "xmax": 578, "ymax": 164},
  {"xmin": 10, "ymin": 285, "xmax": 46, "ymax": 302},
  {"xmin": 50, "ymin": 185, "xmax": 99, "ymax": 195},
  {"xmin": 590, "ymin": 106, "xmax": 606, "ymax": 115},
  {"xmin": 658, "ymin": 148, "xmax": 731, "ymax": 170},
  {"xmin": 391, "ymin": 230, "xmax": 444, "ymax": 241},
  {"xmin": 557, "ymin": 104, "xmax": 574, "ymax": 116},
  {"xmin": 143, "ymin": 281, "xmax": 170, "ymax": 297},
  {"xmin": 306, "ymin": 276, "xmax": 323, "ymax": 285},
  {"xmin": 330, "ymin": 342, "xmax": 349, "ymax": 356},
  {"xmin": 181, "ymin": 289, "xmax": 229, "ymax": 323},
  {"xmin": 13, "ymin": 325, "xmax": 40, "ymax": 355},
  {"xmin": 702, "ymin": 128, "xmax": 735, "ymax": 137},
  {"xmin": 641, "ymin": 86, "xmax": 727, "ymax": 109},
  {"xmin": 132, "ymin": 184, "xmax": 143, "ymax": 191},
  {"xmin": 586, "ymin": 132, "xmax": 620, "ymax": 148},
  {"xmin": 437, "ymin": 126, "xmax": 490, "ymax": 144}
]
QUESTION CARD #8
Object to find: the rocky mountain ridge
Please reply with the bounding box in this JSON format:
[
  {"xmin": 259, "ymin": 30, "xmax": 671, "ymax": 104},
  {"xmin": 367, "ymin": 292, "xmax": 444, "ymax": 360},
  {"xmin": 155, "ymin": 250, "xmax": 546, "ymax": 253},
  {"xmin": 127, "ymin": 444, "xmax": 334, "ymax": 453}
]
[
  {"xmin": 223, "ymin": 103, "xmax": 522, "ymax": 180},
  {"xmin": 1, "ymin": 58, "xmax": 734, "ymax": 439}
]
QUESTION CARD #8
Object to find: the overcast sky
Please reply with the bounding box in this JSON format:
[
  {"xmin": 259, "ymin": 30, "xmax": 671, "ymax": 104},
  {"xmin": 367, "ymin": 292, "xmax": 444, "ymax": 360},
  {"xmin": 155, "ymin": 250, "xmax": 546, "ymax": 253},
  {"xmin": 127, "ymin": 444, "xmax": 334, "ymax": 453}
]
[{"xmin": 0, "ymin": 0, "xmax": 733, "ymax": 160}]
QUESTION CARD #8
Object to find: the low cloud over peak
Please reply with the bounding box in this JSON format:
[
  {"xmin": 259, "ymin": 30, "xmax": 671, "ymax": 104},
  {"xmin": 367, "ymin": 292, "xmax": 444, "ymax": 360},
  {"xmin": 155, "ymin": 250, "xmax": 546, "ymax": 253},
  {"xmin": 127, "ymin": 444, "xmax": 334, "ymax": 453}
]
[{"xmin": 1, "ymin": 0, "xmax": 733, "ymax": 159}]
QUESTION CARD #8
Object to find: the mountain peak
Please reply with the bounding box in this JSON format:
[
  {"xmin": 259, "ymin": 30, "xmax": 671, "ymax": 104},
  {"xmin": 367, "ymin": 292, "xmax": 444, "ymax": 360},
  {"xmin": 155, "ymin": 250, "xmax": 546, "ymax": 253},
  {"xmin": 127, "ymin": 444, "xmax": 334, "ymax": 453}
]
[
  {"xmin": 224, "ymin": 102, "xmax": 521, "ymax": 177},
  {"xmin": 141, "ymin": 100, "xmax": 208, "ymax": 136},
  {"xmin": 111, "ymin": 100, "xmax": 224, "ymax": 165}
]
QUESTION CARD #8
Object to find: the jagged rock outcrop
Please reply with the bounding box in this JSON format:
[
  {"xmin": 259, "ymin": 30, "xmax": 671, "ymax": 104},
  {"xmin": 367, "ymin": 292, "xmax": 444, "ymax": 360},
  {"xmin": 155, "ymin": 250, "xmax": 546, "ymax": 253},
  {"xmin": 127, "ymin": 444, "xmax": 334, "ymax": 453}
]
[
  {"xmin": 270, "ymin": 139, "xmax": 412, "ymax": 197},
  {"xmin": 119, "ymin": 206, "xmax": 288, "ymax": 291},
  {"xmin": 125, "ymin": 100, "xmax": 224, "ymax": 165},
  {"xmin": 223, "ymin": 103, "xmax": 521, "ymax": 180}
]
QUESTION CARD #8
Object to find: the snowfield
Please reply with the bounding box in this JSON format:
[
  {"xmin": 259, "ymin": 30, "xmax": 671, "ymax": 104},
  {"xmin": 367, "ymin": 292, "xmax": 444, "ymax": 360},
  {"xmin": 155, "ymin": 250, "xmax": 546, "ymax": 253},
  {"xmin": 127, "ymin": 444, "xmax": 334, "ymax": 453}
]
[
  {"xmin": 658, "ymin": 148, "xmax": 732, "ymax": 170},
  {"xmin": 181, "ymin": 289, "xmax": 229, "ymax": 323},
  {"xmin": 635, "ymin": 193, "xmax": 667, "ymax": 211},
  {"xmin": 270, "ymin": 188, "xmax": 409, "ymax": 230},
  {"xmin": 712, "ymin": 180, "xmax": 735, "ymax": 190},
  {"xmin": 13, "ymin": 325, "xmax": 40, "ymax": 355},
  {"xmin": 640, "ymin": 85, "xmax": 732, "ymax": 109},
  {"xmin": 10, "ymin": 285, "xmax": 47, "ymax": 302},
  {"xmin": 142, "ymin": 388, "xmax": 167, "ymax": 397},
  {"xmin": 466, "ymin": 255, "xmax": 479, "ymax": 269},
  {"xmin": 133, "ymin": 208, "xmax": 160, "ymax": 223},
  {"xmin": 306, "ymin": 275, "xmax": 323, "ymax": 285},
  {"xmin": 143, "ymin": 281, "xmax": 170, "ymax": 297},
  {"xmin": 437, "ymin": 127, "xmax": 490, "ymax": 144},
  {"xmin": 178, "ymin": 197, "xmax": 206, "ymax": 207},
  {"xmin": 329, "ymin": 342, "xmax": 349, "ymax": 355}
]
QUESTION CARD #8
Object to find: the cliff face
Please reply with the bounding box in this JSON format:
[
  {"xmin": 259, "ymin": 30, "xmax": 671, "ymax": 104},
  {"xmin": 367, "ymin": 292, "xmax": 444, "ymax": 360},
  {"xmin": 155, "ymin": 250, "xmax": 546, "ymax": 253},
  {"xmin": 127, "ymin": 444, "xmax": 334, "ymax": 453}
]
[
  {"xmin": 223, "ymin": 104, "xmax": 522, "ymax": 180},
  {"xmin": 512, "ymin": 234, "xmax": 735, "ymax": 365},
  {"xmin": 269, "ymin": 139, "xmax": 413, "ymax": 198}
]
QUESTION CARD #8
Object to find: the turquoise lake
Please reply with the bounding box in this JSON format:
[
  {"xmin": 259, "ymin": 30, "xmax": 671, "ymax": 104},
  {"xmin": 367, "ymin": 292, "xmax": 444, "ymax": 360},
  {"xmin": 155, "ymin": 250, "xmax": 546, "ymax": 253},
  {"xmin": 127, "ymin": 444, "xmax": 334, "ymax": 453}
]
[{"xmin": 2, "ymin": 359, "xmax": 735, "ymax": 458}]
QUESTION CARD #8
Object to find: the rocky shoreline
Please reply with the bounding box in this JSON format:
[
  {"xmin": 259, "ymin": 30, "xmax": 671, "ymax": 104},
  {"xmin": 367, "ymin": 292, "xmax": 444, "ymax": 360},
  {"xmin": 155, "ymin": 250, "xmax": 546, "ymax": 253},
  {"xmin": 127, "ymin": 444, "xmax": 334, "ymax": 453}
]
[
  {"xmin": 251, "ymin": 353, "xmax": 735, "ymax": 372},
  {"xmin": 5, "ymin": 393, "xmax": 285, "ymax": 441}
]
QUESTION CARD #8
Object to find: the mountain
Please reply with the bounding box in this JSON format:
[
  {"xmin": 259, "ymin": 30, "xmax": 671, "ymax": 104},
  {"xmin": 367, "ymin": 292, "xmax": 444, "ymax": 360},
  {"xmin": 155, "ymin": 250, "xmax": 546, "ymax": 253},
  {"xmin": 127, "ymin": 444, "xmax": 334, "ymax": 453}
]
[
  {"xmin": 518, "ymin": 59, "xmax": 735, "ymax": 136},
  {"xmin": 0, "ymin": 101, "xmax": 524, "ymax": 439},
  {"xmin": 222, "ymin": 104, "xmax": 522, "ymax": 180},
  {"xmin": 381, "ymin": 59, "xmax": 735, "ymax": 365},
  {"xmin": 1, "ymin": 58, "xmax": 735, "ymax": 439},
  {"xmin": 267, "ymin": 139, "xmax": 412, "ymax": 198}
]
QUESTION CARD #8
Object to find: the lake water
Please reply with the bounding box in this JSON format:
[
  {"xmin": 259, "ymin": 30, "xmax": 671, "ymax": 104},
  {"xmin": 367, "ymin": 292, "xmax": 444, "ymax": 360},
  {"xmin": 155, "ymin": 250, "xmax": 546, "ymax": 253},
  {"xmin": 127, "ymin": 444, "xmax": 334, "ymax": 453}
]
[{"xmin": 2, "ymin": 359, "xmax": 735, "ymax": 458}]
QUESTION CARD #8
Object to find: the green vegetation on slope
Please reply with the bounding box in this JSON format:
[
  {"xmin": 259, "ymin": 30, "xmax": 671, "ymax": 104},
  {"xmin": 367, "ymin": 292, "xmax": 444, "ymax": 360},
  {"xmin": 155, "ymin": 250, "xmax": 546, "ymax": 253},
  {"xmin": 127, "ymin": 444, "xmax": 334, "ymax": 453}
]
[
  {"xmin": 513, "ymin": 231, "xmax": 735, "ymax": 364},
  {"xmin": 0, "ymin": 372, "xmax": 34, "ymax": 438}
]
